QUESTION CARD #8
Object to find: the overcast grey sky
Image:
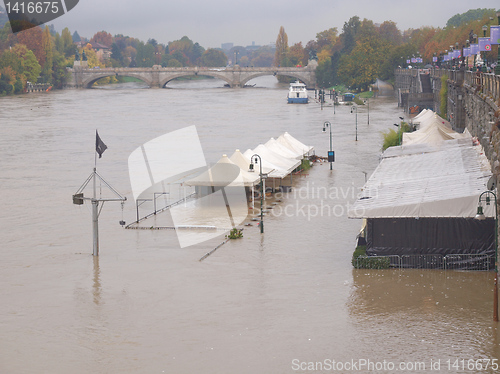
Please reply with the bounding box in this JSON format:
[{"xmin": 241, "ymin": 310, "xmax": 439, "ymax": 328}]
[{"xmin": 52, "ymin": 0, "xmax": 500, "ymax": 48}]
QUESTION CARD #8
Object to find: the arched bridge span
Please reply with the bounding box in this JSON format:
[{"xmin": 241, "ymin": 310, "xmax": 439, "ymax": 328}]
[{"xmin": 67, "ymin": 65, "xmax": 317, "ymax": 89}]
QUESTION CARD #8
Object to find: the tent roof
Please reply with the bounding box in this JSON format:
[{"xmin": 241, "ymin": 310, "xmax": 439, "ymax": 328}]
[
  {"xmin": 412, "ymin": 110, "xmax": 451, "ymax": 130},
  {"xmin": 244, "ymin": 145, "xmax": 300, "ymax": 179},
  {"xmin": 265, "ymin": 137, "xmax": 303, "ymax": 160},
  {"xmin": 229, "ymin": 149, "xmax": 274, "ymax": 175},
  {"xmin": 348, "ymin": 139, "xmax": 493, "ymax": 219},
  {"xmin": 277, "ymin": 132, "xmax": 314, "ymax": 155},
  {"xmin": 403, "ymin": 116, "xmax": 469, "ymax": 146},
  {"xmin": 185, "ymin": 154, "xmax": 260, "ymax": 187}
]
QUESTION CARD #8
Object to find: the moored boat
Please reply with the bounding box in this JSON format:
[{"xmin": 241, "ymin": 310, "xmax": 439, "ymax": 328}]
[{"xmin": 287, "ymin": 81, "xmax": 308, "ymax": 104}]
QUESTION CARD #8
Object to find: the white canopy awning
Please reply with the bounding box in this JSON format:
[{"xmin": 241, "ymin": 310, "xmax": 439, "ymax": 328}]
[
  {"xmin": 185, "ymin": 154, "xmax": 260, "ymax": 187},
  {"xmin": 276, "ymin": 132, "xmax": 314, "ymax": 156},
  {"xmin": 229, "ymin": 149, "xmax": 274, "ymax": 175},
  {"xmin": 265, "ymin": 137, "xmax": 303, "ymax": 160},
  {"xmin": 403, "ymin": 115, "xmax": 470, "ymax": 147},
  {"xmin": 411, "ymin": 110, "xmax": 451, "ymax": 130},
  {"xmin": 349, "ymin": 139, "xmax": 493, "ymax": 219},
  {"xmin": 244, "ymin": 144, "xmax": 300, "ymax": 179}
]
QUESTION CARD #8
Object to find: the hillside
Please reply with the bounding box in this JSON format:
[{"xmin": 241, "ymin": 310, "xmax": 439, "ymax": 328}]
[{"xmin": 0, "ymin": 6, "xmax": 7, "ymax": 29}]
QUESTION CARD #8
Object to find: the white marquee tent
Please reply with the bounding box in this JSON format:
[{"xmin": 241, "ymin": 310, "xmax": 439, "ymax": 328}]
[
  {"xmin": 185, "ymin": 154, "xmax": 260, "ymax": 187},
  {"xmin": 277, "ymin": 132, "xmax": 314, "ymax": 156}
]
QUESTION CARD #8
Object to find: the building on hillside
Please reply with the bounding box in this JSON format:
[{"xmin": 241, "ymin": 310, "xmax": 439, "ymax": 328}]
[{"xmin": 75, "ymin": 41, "xmax": 111, "ymax": 60}]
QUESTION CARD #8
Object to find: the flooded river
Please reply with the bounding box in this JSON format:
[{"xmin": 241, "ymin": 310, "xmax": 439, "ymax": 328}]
[{"xmin": 0, "ymin": 76, "xmax": 499, "ymax": 373}]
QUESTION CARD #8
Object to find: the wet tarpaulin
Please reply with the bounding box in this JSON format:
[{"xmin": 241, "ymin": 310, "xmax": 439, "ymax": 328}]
[{"xmin": 366, "ymin": 217, "xmax": 495, "ymax": 269}]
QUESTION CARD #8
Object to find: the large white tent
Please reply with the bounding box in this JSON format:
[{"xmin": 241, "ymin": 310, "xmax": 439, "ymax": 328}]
[
  {"xmin": 403, "ymin": 115, "xmax": 470, "ymax": 147},
  {"xmin": 244, "ymin": 144, "xmax": 301, "ymax": 179},
  {"xmin": 229, "ymin": 149, "xmax": 274, "ymax": 175},
  {"xmin": 348, "ymin": 130, "xmax": 495, "ymax": 264},
  {"xmin": 411, "ymin": 110, "xmax": 451, "ymax": 130},
  {"xmin": 265, "ymin": 138, "xmax": 303, "ymax": 160},
  {"xmin": 276, "ymin": 132, "xmax": 314, "ymax": 156},
  {"xmin": 349, "ymin": 138, "xmax": 493, "ymax": 219},
  {"xmin": 185, "ymin": 154, "xmax": 260, "ymax": 187}
]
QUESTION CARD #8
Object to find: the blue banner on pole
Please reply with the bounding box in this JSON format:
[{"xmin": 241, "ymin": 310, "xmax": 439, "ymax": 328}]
[
  {"xmin": 491, "ymin": 26, "xmax": 500, "ymax": 45},
  {"xmin": 479, "ymin": 37, "xmax": 492, "ymax": 52}
]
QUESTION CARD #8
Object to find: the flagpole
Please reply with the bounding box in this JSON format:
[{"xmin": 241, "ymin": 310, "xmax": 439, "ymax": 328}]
[
  {"xmin": 92, "ymin": 167, "xmax": 99, "ymax": 256},
  {"xmin": 93, "ymin": 130, "xmax": 99, "ymax": 255},
  {"xmin": 94, "ymin": 129, "xmax": 98, "ymax": 169},
  {"xmin": 73, "ymin": 131, "xmax": 125, "ymax": 256}
]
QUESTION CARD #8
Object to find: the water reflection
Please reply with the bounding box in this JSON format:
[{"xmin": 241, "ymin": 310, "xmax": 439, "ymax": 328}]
[
  {"xmin": 348, "ymin": 269, "xmax": 493, "ymax": 317},
  {"xmin": 93, "ymin": 256, "xmax": 101, "ymax": 305},
  {"xmin": 348, "ymin": 269, "xmax": 500, "ymax": 363}
]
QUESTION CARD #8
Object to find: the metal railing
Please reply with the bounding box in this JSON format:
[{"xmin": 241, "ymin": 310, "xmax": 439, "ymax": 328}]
[{"xmin": 353, "ymin": 254, "xmax": 493, "ymax": 271}]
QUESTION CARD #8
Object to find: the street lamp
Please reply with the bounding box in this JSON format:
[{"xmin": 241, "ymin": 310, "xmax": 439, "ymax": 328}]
[
  {"xmin": 393, "ymin": 116, "xmax": 404, "ymax": 145},
  {"xmin": 249, "ymin": 154, "xmax": 264, "ymax": 233},
  {"xmin": 482, "ymin": 25, "xmax": 488, "ymax": 72},
  {"xmin": 323, "ymin": 121, "xmax": 334, "ymax": 170},
  {"xmin": 496, "ymin": 11, "xmax": 500, "ymax": 76},
  {"xmin": 475, "ymin": 190, "xmax": 498, "ymax": 322},
  {"xmin": 473, "ymin": 34, "xmax": 478, "ymax": 70},
  {"xmin": 351, "ymin": 105, "xmax": 358, "ymax": 141},
  {"xmin": 364, "ymin": 97, "xmax": 370, "ymax": 125}
]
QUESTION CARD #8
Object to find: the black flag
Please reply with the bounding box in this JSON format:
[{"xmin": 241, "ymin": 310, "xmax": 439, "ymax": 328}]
[{"xmin": 96, "ymin": 131, "xmax": 107, "ymax": 159}]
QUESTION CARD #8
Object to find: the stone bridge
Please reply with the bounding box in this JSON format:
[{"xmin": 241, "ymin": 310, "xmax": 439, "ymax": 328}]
[{"xmin": 66, "ymin": 64, "xmax": 317, "ymax": 89}]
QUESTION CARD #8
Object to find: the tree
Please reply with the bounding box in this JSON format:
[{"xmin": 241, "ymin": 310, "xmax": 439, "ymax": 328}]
[
  {"xmin": 72, "ymin": 31, "xmax": 81, "ymax": 43},
  {"xmin": 41, "ymin": 26, "xmax": 53, "ymax": 82},
  {"xmin": 0, "ymin": 44, "xmax": 41, "ymax": 84},
  {"xmin": 274, "ymin": 26, "xmax": 289, "ymax": 67},
  {"xmin": 200, "ymin": 48, "xmax": 227, "ymax": 67},
  {"xmin": 249, "ymin": 46, "xmax": 274, "ymax": 67},
  {"xmin": 51, "ymin": 50, "xmax": 69, "ymax": 89},
  {"xmin": 166, "ymin": 58, "xmax": 182, "ymax": 67},
  {"xmin": 337, "ymin": 29, "xmax": 388, "ymax": 91},
  {"xmin": 341, "ymin": 16, "xmax": 361, "ymax": 54},
  {"xmin": 446, "ymin": 8, "xmax": 495, "ymax": 28},
  {"xmin": 135, "ymin": 42, "xmax": 155, "ymax": 67},
  {"xmin": 316, "ymin": 28, "xmax": 338, "ymax": 55},
  {"xmin": 16, "ymin": 26, "xmax": 45, "ymax": 66},
  {"xmin": 90, "ymin": 31, "xmax": 112, "ymax": 47},
  {"xmin": 110, "ymin": 43, "xmax": 123, "ymax": 66},
  {"xmin": 289, "ymin": 42, "xmax": 308, "ymax": 66},
  {"xmin": 61, "ymin": 27, "xmax": 73, "ymax": 57},
  {"xmin": 315, "ymin": 56, "xmax": 334, "ymax": 88},
  {"xmin": 169, "ymin": 36, "xmax": 198, "ymax": 65},
  {"xmin": 378, "ymin": 21, "xmax": 402, "ymax": 45}
]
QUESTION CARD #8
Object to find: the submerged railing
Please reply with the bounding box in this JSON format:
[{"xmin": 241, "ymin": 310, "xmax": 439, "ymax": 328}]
[{"xmin": 353, "ymin": 254, "xmax": 493, "ymax": 271}]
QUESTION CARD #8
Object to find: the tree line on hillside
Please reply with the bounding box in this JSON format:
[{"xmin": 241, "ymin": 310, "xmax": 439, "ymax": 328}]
[
  {"xmin": 285, "ymin": 8, "xmax": 498, "ymax": 91},
  {"xmin": 0, "ymin": 7, "xmax": 497, "ymax": 95}
]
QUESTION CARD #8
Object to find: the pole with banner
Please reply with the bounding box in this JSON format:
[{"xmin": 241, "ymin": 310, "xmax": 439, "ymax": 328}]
[{"xmin": 73, "ymin": 131, "xmax": 126, "ymax": 256}]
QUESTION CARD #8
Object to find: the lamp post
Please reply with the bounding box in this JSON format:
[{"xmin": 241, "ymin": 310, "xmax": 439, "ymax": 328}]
[
  {"xmin": 393, "ymin": 116, "xmax": 404, "ymax": 145},
  {"xmin": 364, "ymin": 97, "xmax": 370, "ymax": 125},
  {"xmin": 473, "ymin": 34, "xmax": 478, "ymax": 70},
  {"xmin": 475, "ymin": 190, "xmax": 498, "ymax": 322},
  {"xmin": 496, "ymin": 11, "xmax": 500, "ymax": 76},
  {"xmin": 323, "ymin": 121, "xmax": 333, "ymax": 170},
  {"xmin": 351, "ymin": 105, "xmax": 358, "ymax": 141},
  {"xmin": 249, "ymin": 154, "xmax": 264, "ymax": 233},
  {"xmin": 482, "ymin": 25, "xmax": 488, "ymax": 72}
]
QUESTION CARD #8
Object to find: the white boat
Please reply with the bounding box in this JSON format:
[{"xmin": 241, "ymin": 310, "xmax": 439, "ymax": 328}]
[{"xmin": 287, "ymin": 81, "xmax": 308, "ymax": 104}]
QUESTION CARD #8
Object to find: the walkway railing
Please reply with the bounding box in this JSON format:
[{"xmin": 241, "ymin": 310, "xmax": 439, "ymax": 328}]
[{"xmin": 353, "ymin": 254, "xmax": 493, "ymax": 271}]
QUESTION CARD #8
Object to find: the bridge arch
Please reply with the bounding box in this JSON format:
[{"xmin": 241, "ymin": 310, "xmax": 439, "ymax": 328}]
[
  {"xmin": 83, "ymin": 72, "xmax": 152, "ymax": 88},
  {"xmin": 240, "ymin": 72, "xmax": 313, "ymax": 87},
  {"xmin": 159, "ymin": 71, "xmax": 232, "ymax": 88}
]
